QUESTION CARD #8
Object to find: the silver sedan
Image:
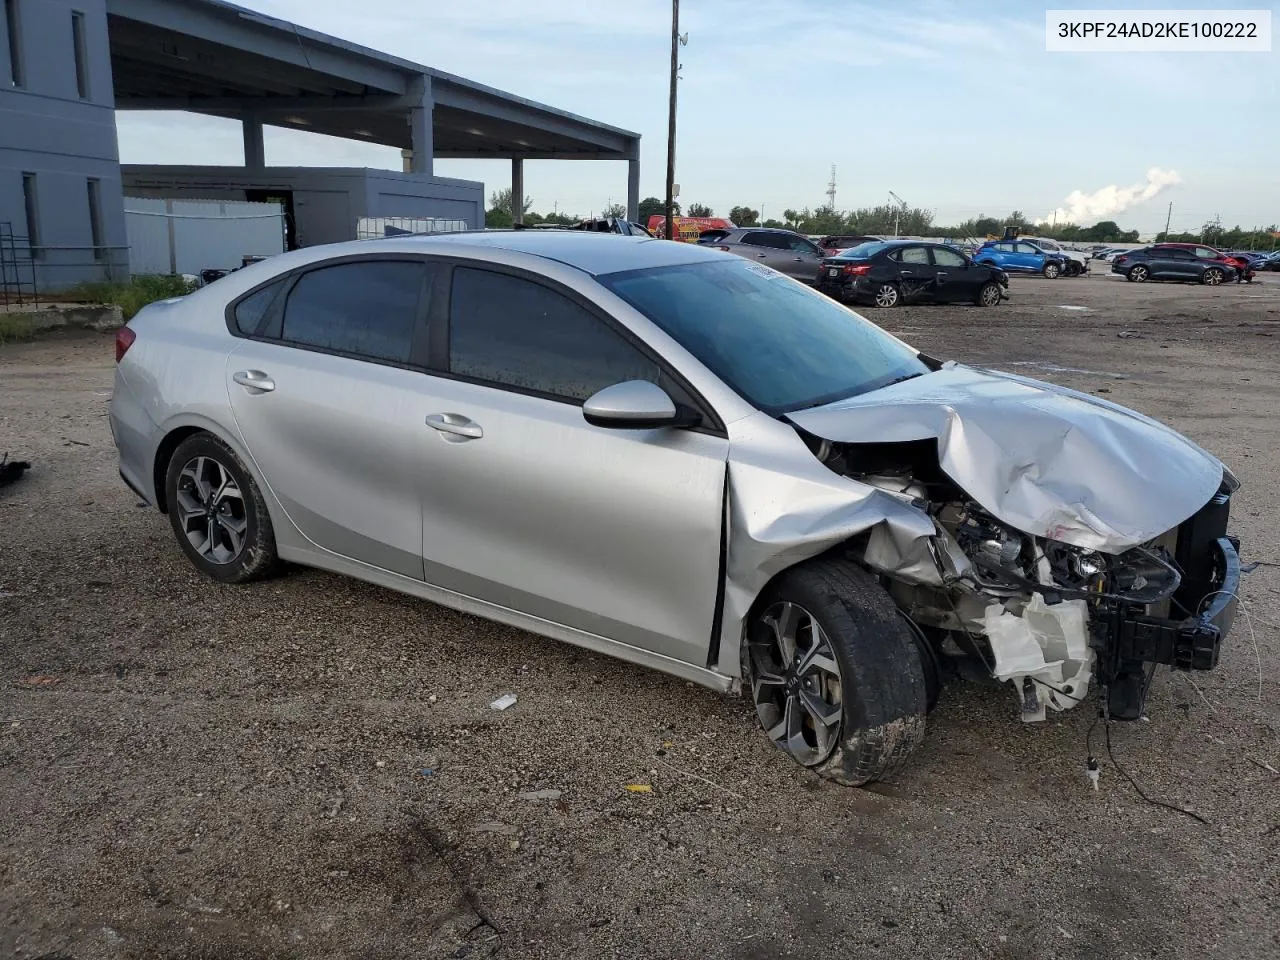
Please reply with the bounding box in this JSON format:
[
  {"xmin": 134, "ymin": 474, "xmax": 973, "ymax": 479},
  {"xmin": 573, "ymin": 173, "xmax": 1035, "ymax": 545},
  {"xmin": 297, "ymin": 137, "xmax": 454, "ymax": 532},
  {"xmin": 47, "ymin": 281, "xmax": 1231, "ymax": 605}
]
[{"xmin": 110, "ymin": 232, "xmax": 1240, "ymax": 786}]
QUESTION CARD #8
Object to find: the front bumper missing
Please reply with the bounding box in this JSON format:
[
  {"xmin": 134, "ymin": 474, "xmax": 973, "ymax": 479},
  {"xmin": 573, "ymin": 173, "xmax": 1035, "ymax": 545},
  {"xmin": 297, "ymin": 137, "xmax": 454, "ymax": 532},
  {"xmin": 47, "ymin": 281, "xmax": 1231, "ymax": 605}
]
[{"xmin": 1117, "ymin": 536, "xmax": 1239, "ymax": 671}]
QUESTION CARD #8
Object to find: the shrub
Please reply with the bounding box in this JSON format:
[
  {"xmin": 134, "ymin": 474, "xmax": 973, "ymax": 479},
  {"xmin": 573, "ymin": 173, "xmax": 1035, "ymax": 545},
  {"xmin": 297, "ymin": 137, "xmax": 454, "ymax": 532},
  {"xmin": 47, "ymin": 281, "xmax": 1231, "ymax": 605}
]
[{"xmin": 68, "ymin": 274, "xmax": 197, "ymax": 320}]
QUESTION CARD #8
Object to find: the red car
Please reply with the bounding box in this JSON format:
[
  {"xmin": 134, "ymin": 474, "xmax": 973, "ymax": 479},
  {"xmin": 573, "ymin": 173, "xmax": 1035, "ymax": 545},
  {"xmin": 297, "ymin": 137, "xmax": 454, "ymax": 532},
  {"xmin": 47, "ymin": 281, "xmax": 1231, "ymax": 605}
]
[{"xmin": 1151, "ymin": 243, "xmax": 1255, "ymax": 282}]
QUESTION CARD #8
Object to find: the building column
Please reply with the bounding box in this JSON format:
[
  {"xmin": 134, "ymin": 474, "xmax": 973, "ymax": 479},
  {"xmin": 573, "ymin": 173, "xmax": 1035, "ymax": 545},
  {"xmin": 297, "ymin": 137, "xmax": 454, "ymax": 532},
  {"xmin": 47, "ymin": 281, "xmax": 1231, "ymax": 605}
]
[
  {"xmin": 511, "ymin": 158, "xmax": 524, "ymax": 225},
  {"xmin": 626, "ymin": 157, "xmax": 640, "ymax": 222},
  {"xmin": 409, "ymin": 75, "xmax": 434, "ymax": 176},
  {"xmin": 242, "ymin": 115, "xmax": 265, "ymax": 169}
]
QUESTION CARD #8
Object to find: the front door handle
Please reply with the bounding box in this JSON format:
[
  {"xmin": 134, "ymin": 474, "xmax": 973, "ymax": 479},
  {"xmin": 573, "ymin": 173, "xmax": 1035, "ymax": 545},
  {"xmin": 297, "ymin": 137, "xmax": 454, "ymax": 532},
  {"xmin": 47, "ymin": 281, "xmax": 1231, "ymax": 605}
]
[
  {"xmin": 792, "ymin": 256, "xmax": 804, "ymax": 262},
  {"xmin": 900, "ymin": 269, "xmax": 913, "ymax": 276},
  {"xmin": 232, "ymin": 370, "xmax": 275, "ymax": 393},
  {"xmin": 426, "ymin": 412, "xmax": 483, "ymax": 441},
  {"xmin": 756, "ymin": 252, "xmax": 768, "ymax": 259}
]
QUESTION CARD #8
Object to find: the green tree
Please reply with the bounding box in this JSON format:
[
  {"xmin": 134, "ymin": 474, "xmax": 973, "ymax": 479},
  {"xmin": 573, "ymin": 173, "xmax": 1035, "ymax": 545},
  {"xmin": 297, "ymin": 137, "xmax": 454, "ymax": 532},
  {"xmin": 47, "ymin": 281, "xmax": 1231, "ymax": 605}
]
[
  {"xmin": 602, "ymin": 202, "xmax": 627, "ymax": 219},
  {"xmin": 761, "ymin": 218, "xmax": 785, "ymax": 229},
  {"xmin": 686, "ymin": 202, "xmax": 713, "ymax": 218},
  {"xmin": 637, "ymin": 197, "xmax": 679, "ymax": 222},
  {"xmin": 490, "ymin": 188, "xmax": 532, "ymax": 218},
  {"xmin": 728, "ymin": 205, "xmax": 759, "ymax": 226}
]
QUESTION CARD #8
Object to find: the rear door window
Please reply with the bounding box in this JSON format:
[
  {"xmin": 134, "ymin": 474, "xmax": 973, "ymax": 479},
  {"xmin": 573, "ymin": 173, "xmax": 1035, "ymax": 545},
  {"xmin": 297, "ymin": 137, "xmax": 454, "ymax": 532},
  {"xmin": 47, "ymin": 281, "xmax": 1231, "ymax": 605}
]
[
  {"xmin": 900, "ymin": 246, "xmax": 930, "ymax": 264},
  {"xmin": 233, "ymin": 279, "xmax": 286, "ymax": 336},
  {"xmin": 279, "ymin": 260, "xmax": 427, "ymax": 364},
  {"xmin": 932, "ymin": 247, "xmax": 966, "ymax": 267},
  {"xmin": 448, "ymin": 267, "xmax": 661, "ymax": 402}
]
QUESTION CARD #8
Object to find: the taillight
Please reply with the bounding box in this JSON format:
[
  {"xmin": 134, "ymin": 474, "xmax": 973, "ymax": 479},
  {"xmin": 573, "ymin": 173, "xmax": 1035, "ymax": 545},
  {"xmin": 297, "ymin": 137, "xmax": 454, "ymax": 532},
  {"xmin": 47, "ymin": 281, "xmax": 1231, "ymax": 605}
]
[
  {"xmin": 115, "ymin": 326, "xmax": 136, "ymax": 363},
  {"xmin": 842, "ymin": 264, "xmax": 872, "ymax": 276}
]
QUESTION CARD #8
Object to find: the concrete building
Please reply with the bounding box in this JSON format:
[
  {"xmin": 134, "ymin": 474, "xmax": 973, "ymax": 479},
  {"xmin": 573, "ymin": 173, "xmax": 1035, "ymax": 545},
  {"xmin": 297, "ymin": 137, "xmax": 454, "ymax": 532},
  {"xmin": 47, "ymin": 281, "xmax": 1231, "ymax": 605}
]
[
  {"xmin": 1, "ymin": 0, "xmax": 129, "ymax": 290},
  {"xmin": 1, "ymin": 0, "xmax": 641, "ymax": 291}
]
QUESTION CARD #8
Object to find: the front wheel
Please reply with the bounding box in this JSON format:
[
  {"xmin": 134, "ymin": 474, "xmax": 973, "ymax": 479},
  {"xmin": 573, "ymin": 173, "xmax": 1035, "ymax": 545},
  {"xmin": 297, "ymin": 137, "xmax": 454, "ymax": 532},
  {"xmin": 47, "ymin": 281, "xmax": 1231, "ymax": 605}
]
[
  {"xmin": 872, "ymin": 282, "xmax": 900, "ymax": 308},
  {"xmin": 1201, "ymin": 268, "xmax": 1224, "ymax": 285},
  {"xmin": 743, "ymin": 560, "xmax": 928, "ymax": 786},
  {"xmin": 976, "ymin": 281, "xmax": 1002, "ymax": 307},
  {"xmin": 1042, "ymin": 262, "xmax": 1061, "ymax": 279},
  {"xmin": 1127, "ymin": 264, "xmax": 1150, "ymax": 283},
  {"xmin": 164, "ymin": 432, "xmax": 280, "ymax": 583}
]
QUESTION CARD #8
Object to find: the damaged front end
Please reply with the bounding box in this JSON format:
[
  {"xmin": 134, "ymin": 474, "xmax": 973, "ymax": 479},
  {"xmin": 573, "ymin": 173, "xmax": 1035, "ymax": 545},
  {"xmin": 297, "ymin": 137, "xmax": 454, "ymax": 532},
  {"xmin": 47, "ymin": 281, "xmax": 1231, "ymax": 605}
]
[
  {"xmin": 774, "ymin": 361, "xmax": 1244, "ymax": 724},
  {"xmin": 803, "ymin": 434, "xmax": 1240, "ymax": 723}
]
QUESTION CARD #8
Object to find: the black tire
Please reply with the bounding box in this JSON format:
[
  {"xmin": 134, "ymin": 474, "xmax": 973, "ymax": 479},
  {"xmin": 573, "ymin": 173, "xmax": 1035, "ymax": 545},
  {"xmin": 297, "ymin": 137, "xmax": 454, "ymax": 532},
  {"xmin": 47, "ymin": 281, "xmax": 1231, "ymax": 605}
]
[
  {"xmin": 1127, "ymin": 264, "xmax": 1150, "ymax": 283},
  {"xmin": 975, "ymin": 281, "xmax": 1002, "ymax": 307},
  {"xmin": 1042, "ymin": 261, "xmax": 1061, "ymax": 279},
  {"xmin": 1063, "ymin": 261, "xmax": 1080, "ymax": 277},
  {"xmin": 1200, "ymin": 267, "xmax": 1224, "ymax": 286},
  {"xmin": 164, "ymin": 432, "xmax": 280, "ymax": 584},
  {"xmin": 872, "ymin": 282, "xmax": 900, "ymax": 308},
  {"xmin": 745, "ymin": 559, "xmax": 928, "ymax": 786}
]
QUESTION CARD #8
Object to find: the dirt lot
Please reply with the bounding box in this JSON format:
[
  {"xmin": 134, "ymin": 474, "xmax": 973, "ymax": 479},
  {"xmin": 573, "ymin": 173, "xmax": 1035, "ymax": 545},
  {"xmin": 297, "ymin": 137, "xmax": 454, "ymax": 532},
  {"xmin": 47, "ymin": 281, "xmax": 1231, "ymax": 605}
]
[{"xmin": 2, "ymin": 269, "xmax": 1278, "ymax": 960}]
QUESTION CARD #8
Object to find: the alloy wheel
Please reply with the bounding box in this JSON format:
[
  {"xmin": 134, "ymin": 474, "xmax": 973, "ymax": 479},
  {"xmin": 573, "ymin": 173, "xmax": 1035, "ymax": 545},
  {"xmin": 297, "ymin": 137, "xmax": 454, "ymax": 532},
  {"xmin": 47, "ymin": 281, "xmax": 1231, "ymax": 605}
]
[
  {"xmin": 175, "ymin": 456, "xmax": 248, "ymax": 564},
  {"xmin": 980, "ymin": 284, "xmax": 1001, "ymax": 306},
  {"xmin": 747, "ymin": 601, "xmax": 844, "ymax": 766},
  {"xmin": 1204, "ymin": 269, "xmax": 1223, "ymax": 285},
  {"xmin": 1130, "ymin": 265, "xmax": 1149, "ymax": 282},
  {"xmin": 1044, "ymin": 263, "xmax": 1061, "ymax": 279},
  {"xmin": 874, "ymin": 284, "xmax": 899, "ymax": 307}
]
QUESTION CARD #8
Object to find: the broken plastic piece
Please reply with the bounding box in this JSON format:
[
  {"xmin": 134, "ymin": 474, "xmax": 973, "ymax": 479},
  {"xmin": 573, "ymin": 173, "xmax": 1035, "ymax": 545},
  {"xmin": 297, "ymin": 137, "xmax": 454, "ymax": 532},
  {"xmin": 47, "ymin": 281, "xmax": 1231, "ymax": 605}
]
[
  {"xmin": 489, "ymin": 693, "xmax": 518, "ymax": 711},
  {"xmin": 983, "ymin": 595, "xmax": 1093, "ymax": 720},
  {"xmin": 1086, "ymin": 757, "xmax": 1100, "ymax": 791},
  {"xmin": 624, "ymin": 784, "xmax": 652, "ymax": 793}
]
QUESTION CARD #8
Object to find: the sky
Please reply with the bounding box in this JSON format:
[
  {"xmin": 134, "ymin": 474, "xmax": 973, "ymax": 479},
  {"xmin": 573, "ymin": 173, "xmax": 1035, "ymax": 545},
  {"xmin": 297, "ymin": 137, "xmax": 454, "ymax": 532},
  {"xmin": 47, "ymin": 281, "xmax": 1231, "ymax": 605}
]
[{"xmin": 113, "ymin": 0, "xmax": 1280, "ymax": 235}]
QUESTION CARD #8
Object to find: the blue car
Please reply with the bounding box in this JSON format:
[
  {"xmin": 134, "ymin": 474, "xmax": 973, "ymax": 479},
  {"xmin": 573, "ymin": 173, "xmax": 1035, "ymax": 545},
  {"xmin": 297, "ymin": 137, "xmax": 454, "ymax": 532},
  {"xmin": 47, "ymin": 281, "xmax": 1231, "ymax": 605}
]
[{"xmin": 974, "ymin": 239, "xmax": 1069, "ymax": 278}]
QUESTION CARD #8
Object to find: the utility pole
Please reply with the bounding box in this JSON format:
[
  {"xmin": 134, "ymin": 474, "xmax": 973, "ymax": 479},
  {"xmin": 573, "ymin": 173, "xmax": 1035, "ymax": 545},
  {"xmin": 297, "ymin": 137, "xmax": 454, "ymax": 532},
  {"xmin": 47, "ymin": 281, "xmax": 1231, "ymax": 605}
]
[
  {"xmin": 888, "ymin": 190, "xmax": 908, "ymax": 238},
  {"xmin": 1163, "ymin": 201, "xmax": 1172, "ymax": 239},
  {"xmin": 664, "ymin": 1, "xmax": 683, "ymax": 241},
  {"xmin": 826, "ymin": 164, "xmax": 837, "ymax": 211}
]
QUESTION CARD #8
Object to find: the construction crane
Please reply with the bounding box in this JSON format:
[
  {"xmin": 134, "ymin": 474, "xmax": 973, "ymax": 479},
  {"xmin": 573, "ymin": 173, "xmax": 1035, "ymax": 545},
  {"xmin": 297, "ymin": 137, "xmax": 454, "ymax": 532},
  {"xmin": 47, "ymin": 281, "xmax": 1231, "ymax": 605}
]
[{"xmin": 826, "ymin": 165, "xmax": 837, "ymax": 211}]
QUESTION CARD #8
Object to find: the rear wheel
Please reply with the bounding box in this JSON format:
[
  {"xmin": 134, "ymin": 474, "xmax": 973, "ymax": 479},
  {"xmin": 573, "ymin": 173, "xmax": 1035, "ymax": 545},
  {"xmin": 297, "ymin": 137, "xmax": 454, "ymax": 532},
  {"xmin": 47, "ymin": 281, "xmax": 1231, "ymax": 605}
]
[
  {"xmin": 1201, "ymin": 267, "xmax": 1224, "ymax": 285},
  {"xmin": 873, "ymin": 283, "xmax": 900, "ymax": 308},
  {"xmin": 1127, "ymin": 264, "xmax": 1150, "ymax": 283},
  {"xmin": 164, "ymin": 432, "xmax": 280, "ymax": 584},
  {"xmin": 1042, "ymin": 262, "xmax": 1061, "ymax": 279},
  {"xmin": 743, "ymin": 560, "xmax": 928, "ymax": 786},
  {"xmin": 976, "ymin": 281, "xmax": 1002, "ymax": 307}
]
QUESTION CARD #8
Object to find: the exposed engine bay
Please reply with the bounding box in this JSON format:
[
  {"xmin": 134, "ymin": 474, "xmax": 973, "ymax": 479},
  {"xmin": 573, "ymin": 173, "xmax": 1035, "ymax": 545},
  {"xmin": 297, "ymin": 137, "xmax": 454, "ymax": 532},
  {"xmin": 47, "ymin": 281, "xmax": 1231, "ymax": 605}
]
[{"xmin": 803, "ymin": 435, "xmax": 1240, "ymax": 722}]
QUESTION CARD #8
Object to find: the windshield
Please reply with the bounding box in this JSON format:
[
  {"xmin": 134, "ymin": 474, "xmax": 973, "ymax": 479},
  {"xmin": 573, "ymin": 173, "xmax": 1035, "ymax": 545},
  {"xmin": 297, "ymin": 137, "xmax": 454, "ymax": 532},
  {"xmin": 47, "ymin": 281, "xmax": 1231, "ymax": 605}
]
[
  {"xmin": 835, "ymin": 241, "xmax": 890, "ymax": 259},
  {"xmin": 599, "ymin": 259, "xmax": 929, "ymax": 414}
]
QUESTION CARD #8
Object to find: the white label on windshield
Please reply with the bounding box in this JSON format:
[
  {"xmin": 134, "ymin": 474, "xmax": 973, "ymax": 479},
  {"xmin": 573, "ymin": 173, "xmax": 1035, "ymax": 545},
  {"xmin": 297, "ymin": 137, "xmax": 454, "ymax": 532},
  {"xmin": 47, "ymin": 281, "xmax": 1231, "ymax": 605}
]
[{"xmin": 743, "ymin": 261, "xmax": 783, "ymax": 280}]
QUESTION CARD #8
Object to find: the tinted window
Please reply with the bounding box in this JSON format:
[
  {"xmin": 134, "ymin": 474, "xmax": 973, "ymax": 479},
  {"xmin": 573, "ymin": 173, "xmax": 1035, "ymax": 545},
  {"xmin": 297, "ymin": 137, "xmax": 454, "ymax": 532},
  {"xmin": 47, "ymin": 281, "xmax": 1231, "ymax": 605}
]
[
  {"xmin": 835, "ymin": 241, "xmax": 889, "ymax": 259},
  {"xmin": 1194, "ymin": 247, "xmax": 1218, "ymax": 259},
  {"xmin": 600, "ymin": 259, "xmax": 928, "ymax": 415},
  {"xmin": 234, "ymin": 280, "xmax": 285, "ymax": 335},
  {"xmin": 787, "ymin": 236, "xmax": 821, "ymax": 255},
  {"xmin": 743, "ymin": 232, "xmax": 786, "ymax": 249},
  {"xmin": 281, "ymin": 260, "xmax": 424, "ymax": 363},
  {"xmin": 996, "ymin": 242, "xmax": 1016, "ymax": 252},
  {"xmin": 449, "ymin": 267, "xmax": 660, "ymax": 402},
  {"xmin": 900, "ymin": 246, "xmax": 930, "ymax": 264},
  {"xmin": 933, "ymin": 247, "xmax": 966, "ymax": 267},
  {"xmin": 1014, "ymin": 242, "xmax": 1039, "ymax": 254}
]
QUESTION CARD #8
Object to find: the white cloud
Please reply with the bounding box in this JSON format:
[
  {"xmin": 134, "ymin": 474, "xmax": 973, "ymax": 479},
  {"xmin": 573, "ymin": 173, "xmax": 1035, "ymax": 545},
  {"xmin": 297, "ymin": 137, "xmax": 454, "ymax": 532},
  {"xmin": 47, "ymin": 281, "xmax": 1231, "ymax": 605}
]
[{"xmin": 1044, "ymin": 168, "xmax": 1182, "ymax": 225}]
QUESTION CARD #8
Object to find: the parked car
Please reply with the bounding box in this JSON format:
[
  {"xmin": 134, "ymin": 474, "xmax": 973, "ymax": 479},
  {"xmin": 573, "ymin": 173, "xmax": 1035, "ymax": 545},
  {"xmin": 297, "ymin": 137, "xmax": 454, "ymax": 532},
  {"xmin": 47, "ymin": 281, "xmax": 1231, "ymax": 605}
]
[
  {"xmin": 1017, "ymin": 236, "xmax": 1088, "ymax": 276},
  {"xmin": 818, "ymin": 234, "xmax": 882, "ymax": 257},
  {"xmin": 1151, "ymin": 243, "xmax": 1255, "ymax": 282},
  {"xmin": 1111, "ymin": 247, "xmax": 1238, "ymax": 284},
  {"xmin": 1256, "ymin": 251, "xmax": 1280, "ymax": 271},
  {"xmin": 817, "ymin": 240, "xmax": 1008, "ymax": 307},
  {"xmin": 708, "ymin": 227, "xmax": 827, "ymax": 283},
  {"xmin": 974, "ymin": 239, "xmax": 1069, "ymax": 278},
  {"xmin": 110, "ymin": 231, "xmax": 1241, "ymax": 786}
]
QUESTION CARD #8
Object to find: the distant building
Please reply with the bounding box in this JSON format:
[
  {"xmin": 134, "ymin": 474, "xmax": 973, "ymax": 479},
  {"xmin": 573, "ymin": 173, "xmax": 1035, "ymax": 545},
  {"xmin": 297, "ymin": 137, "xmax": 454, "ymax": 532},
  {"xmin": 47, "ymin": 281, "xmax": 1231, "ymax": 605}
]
[{"xmin": 1, "ymin": 0, "xmax": 640, "ymax": 291}]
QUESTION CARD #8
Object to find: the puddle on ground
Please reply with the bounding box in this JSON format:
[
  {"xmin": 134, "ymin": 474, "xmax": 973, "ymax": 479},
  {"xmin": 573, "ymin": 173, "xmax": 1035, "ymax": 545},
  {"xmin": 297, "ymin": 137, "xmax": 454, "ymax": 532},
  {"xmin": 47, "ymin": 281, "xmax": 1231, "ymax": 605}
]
[{"xmin": 1009, "ymin": 361, "xmax": 1129, "ymax": 379}]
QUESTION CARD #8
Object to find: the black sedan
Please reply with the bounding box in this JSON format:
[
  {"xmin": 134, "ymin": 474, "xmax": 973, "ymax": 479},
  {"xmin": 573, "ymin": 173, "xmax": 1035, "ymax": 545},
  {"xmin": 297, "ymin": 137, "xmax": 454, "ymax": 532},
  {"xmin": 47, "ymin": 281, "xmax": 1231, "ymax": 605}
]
[
  {"xmin": 1111, "ymin": 248, "xmax": 1238, "ymax": 285},
  {"xmin": 817, "ymin": 240, "xmax": 1008, "ymax": 308}
]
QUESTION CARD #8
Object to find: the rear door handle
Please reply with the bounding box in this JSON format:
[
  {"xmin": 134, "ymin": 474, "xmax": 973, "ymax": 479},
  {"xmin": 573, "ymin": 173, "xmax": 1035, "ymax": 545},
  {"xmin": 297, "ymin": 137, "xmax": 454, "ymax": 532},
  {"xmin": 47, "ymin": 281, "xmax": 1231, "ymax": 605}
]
[
  {"xmin": 900, "ymin": 269, "xmax": 912, "ymax": 276},
  {"xmin": 232, "ymin": 370, "xmax": 275, "ymax": 393},
  {"xmin": 426, "ymin": 412, "xmax": 483, "ymax": 441}
]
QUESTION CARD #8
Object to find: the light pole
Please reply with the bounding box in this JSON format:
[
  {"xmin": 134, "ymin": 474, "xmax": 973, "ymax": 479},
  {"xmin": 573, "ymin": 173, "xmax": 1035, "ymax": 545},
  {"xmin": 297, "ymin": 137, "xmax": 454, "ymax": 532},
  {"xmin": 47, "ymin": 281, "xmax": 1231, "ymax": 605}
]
[{"xmin": 664, "ymin": 1, "xmax": 684, "ymax": 240}]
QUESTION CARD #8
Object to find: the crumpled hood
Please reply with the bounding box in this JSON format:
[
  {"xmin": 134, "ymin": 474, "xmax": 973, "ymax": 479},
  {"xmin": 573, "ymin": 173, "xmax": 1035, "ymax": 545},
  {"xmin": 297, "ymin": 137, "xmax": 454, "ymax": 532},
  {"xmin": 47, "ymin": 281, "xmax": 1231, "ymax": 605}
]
[{"xmin": 786, "ymin": 363, "xmax": 1225, "ymax": 554}]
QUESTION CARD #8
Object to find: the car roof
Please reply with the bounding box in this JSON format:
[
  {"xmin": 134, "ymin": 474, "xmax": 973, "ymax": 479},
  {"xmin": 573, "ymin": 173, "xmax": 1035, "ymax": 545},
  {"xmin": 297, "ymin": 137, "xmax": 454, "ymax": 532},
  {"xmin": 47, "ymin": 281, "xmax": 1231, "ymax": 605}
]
[{"xmin": 361, "ymin": 230, "xmax": 724, "ymax": 276}]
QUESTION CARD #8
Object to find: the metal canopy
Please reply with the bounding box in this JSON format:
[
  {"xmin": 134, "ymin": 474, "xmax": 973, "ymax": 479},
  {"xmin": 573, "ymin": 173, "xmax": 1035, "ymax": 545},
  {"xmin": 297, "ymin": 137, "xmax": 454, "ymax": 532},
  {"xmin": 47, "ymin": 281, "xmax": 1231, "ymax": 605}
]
[{"xmin": 106, "ymin": 0, "xmax": 640, "ymax": 160}]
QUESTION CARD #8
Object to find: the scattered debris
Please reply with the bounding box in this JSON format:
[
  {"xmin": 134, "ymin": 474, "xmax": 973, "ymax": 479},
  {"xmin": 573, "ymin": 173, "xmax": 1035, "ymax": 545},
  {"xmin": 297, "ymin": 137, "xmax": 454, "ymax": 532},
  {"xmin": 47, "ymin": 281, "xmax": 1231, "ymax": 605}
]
[
  {"xmin": 588, "ymin": 918, "xmax": 611, "ymax": 928},
  {"xmin": 62, "ymin": 439, "xmax": 89, "ymax": 447},
  {"xmin": 623, "ymin": 784, "xmax": 652, "ymax": 794},
  {"xmin": 1117, "ymin": 330, "xmax": 1140, "ymax": 339},
  {"xmin": 1249, "ymin": 758, "xmax": 1278, "ymax": 776},
  {"xmin": 489, "ymin": 693, "xmax": 518, "ymax": 711},
  {"xmin": 508, "ymin": 839, "xmax": 520, "ymax": 851},
  {"xmin": 0, "ymin": 454, "xmax": 31, "ymax": 488},
  {"xmin": 473, "ymin": 822, "xmax": 519, "ymax": 835},
  {"xmin": 518, "ymin": 789, "xmax": 562, "ymax": 801},
  {"xmin": 420, "ymin": 768, "xmax": 435, "ymax": 777},
  {"xmin": 655, "ymin": 757, "xmax": 744, "ymax": 799},
  {"xmin": 19, "ymin": 676, "xmax": 60, "ymax": 688}
]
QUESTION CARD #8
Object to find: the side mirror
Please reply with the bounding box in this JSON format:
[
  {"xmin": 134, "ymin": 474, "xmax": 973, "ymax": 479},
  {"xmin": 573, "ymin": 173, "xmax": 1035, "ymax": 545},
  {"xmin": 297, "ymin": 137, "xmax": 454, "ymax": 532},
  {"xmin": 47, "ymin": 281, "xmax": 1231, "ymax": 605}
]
[{"xmin": 582, "ymin": 380, "xmax": 697, "ymax": 429}]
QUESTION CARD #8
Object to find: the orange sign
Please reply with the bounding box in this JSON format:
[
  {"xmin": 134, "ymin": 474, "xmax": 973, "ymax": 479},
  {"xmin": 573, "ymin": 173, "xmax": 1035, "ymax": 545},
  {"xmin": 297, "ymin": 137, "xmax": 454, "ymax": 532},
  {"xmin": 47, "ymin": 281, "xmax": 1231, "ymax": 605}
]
[{"xmin": 647, "ymin": 215, "xmax": 736, "ymax": 242}]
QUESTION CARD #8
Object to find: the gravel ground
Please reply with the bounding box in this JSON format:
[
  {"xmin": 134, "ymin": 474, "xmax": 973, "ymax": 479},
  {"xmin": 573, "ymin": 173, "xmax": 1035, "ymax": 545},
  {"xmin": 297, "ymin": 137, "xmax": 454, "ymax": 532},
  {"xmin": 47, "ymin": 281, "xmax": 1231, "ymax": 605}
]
[{"xmin": 2, "ymin": 269, "xmax": 1278, "ymax": 960}]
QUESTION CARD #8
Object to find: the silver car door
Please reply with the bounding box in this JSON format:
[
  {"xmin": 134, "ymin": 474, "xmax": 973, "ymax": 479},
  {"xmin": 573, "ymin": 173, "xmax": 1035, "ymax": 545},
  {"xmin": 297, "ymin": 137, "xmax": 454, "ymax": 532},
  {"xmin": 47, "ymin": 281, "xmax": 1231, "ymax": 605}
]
[
  {"xmin": 417, "ymin": 265, "xmax": 729, "ymax": 665},
  {"xmin": 783, "ymin": 235, "xmax": 824, "ymax": 282},
  {"xmin": 224, "ymin": 258, "xmax": 433, "ymax": 579}
]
